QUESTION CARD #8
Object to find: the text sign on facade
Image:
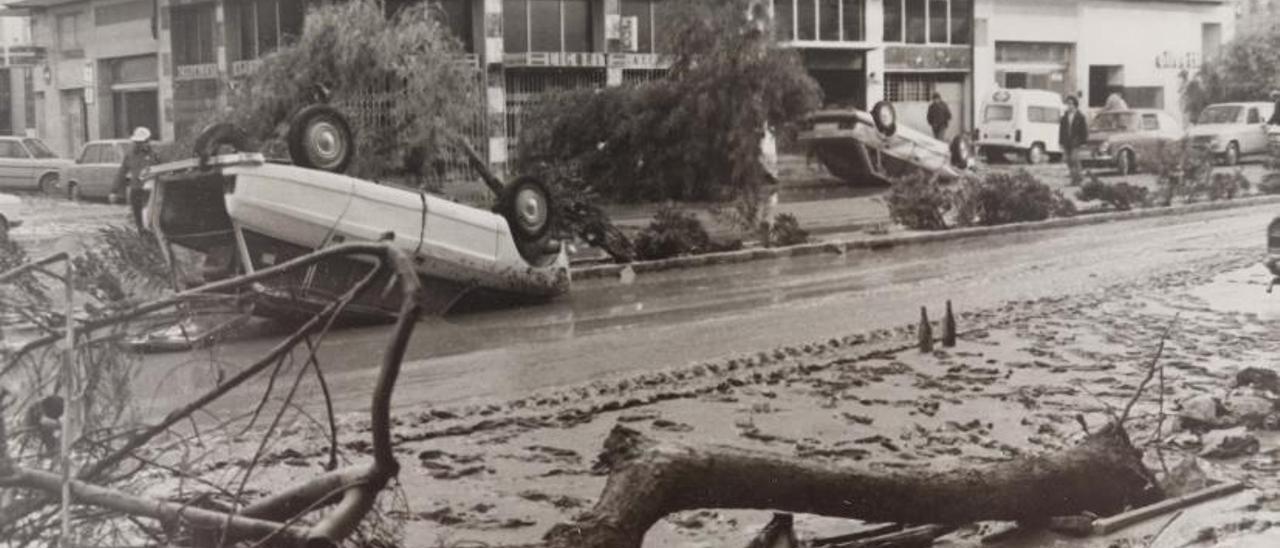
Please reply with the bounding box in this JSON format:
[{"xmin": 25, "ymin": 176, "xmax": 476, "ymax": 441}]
[
  {"xmin": 175, "ymin": 63, "xmax": 219, "ymax": 81},
  {"xmin": 503, "ymin": 52, "xmax": 670, "ymax": 69},
  {"xmin": 1154, "ymin": 51, "xmax": 1200, "ymax": 70}
]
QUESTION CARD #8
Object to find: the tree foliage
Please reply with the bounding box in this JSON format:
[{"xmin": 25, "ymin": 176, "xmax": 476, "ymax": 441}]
[
  {"xmin": 1200, "ymin": 27, "xmax": 1280, "ymax": 104},
  {"xmin": 516, "ymin": 0, "xmax": 821, "ymax": 225},
  {"xmin": 217, "ymin": 0, "xmax": 480, "ymax": 182}
]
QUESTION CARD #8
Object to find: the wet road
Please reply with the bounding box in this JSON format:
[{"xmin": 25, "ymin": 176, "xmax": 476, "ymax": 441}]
[{"xmin": 136, "ymin": 203, "xmax": 1277, "ymax": 416}]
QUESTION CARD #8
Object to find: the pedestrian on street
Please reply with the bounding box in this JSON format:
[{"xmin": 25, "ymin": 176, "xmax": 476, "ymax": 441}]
[
  {"xmin": 110, "ymin": 127, "xmax": 160, "ymax": 232},
  {"xmin": 1105, "ymin": 92, "xmax": 1129, "ymax": 112},
  {"xmin": 1267, "ymin": 90, "xmax": 1280, "ymax": 126},
  {"xmin": 926, "ymin": 93, "xmax": 951, "ymax": 140},
  {"xmin": 1059, "ymin": 96, "xmax": 1089, "ymax": 186}
]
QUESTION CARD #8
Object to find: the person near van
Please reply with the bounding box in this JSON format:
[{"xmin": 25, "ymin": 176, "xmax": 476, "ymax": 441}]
[
  {"xmin": 1268, "ymin": 91, "xmax": 1280, "ymax": 126},
  {"xmin": 109, "ymin": 127, "xmax": 160, "ymax": 231},
  {"xmin": 927, "ymin": 93, "xmax": 952, "ymax": 140},
  {"xmin": 1105, "ymin": 92, "xmax": 1129, "ymax": 112},
  {"xmin": 1059, "ymin": 96, "xmax": 1089, "ymax": 186}
]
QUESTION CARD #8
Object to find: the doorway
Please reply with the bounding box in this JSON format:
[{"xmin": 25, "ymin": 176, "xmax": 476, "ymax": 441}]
[
  {"xmin": 1088, "ymin": 65, "xmax": 1124, "ymax": 108},
  {"xmin": 113, "ymin": 89, "xmax": 159, "ymax": 140}
]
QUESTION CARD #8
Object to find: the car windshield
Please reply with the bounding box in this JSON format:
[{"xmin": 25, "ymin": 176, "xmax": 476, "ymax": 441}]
[
  {"xmin": 1199, "ymin": 106, "xmax": 1242, "ymax": 124},
  {"xmin": 23, "ymin": 139, "xmax": 57, "ymax": 159},
  {"xmin": 984, "ymin": 104, "xmax": 1013, "ymax": 122},
  {"xmin": 1091, "ymin": 112, "xmax": 1139, "ymax": 132}
]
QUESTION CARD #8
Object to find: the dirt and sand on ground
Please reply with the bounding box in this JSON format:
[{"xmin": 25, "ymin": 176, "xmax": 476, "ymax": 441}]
[{"xmin": 170, "ymin": 246, "xmax": 1280, "ymax": 547}]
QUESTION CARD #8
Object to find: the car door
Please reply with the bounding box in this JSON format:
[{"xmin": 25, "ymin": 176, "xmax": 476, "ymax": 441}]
[
  {"xmin": 1245, "ymin": 107, "xmax": 1268, "ymax": 155},
  {"xmin": 85, "ymin": 144, "xmax": 125, "ymax": 198},
  {"xmin": 68, "ymin": 144, "xmax": 101, "ymax": 197},
  {"xmin": 0, "ymin": 140, "xmax": 35, "ymax": 189}
]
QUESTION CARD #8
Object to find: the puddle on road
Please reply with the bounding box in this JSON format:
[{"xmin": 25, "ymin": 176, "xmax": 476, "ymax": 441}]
[{"xmin": 1189, "ymin": 263, "xmax": 1280, "ymax": 320}]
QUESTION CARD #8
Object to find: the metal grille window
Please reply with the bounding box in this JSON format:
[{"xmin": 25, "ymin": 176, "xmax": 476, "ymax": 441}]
[
  {"xmin": 884, "ymin": 73, "xmax": 935, "ymax": 102},
  {"xmin": 504, "ymin": 68, "xmax": 607, "ymax": 155},
  {"xmin": 773, "ymin": 0, "xmax": 865, "ymax": 42}
]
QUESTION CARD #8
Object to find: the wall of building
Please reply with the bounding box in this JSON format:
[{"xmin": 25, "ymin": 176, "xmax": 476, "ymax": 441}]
[
  {"xmin": 975, "ymin": 0, "xmax": 1235, "ymax": 129},
  {"xmin": 29, "ymin": 0, "xmax": 161, "ymax": 157}
]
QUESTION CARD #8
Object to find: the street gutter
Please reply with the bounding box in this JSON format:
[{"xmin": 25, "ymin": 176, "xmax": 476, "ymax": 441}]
[{"xmin": 572, "ymin": 194, "xmax": 1280, "ymax": 281}]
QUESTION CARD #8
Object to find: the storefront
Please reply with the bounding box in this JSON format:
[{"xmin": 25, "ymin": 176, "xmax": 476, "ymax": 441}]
[{"xmin": 974, "ymin": 0, "xmax": 1236, "ymax": 124}]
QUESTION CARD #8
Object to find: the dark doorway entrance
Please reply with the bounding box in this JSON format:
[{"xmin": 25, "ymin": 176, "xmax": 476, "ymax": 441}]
[{"xmin": 113, "ymin": 89, "xmax": 159, "ymax": 139}]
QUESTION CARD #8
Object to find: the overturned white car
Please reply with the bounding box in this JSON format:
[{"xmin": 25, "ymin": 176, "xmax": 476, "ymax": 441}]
[{"xmin": 141, "ymin": 105, "xmax": 569, "ymax": 322}]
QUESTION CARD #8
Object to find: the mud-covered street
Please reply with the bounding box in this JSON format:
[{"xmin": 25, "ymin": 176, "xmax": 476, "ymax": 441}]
[{"xmin": 215, "ymin": 212, "xmax": 1280, "ymax": 547}]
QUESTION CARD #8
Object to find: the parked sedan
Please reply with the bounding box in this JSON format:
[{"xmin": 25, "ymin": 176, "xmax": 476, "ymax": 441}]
[
  {"xmin": 1188, "ymin": 102, "xmax": 1275, "ymax": 165},
  {"xmin": 61, "ymin": 140, "xmax": 175, "ymax": 201},
  {"xmin": 0, "ymin": 136, "xmax": 70, "ymax": 193},
  {"xmin": 1081, "ymin": 109, "xmax": 1183, "ymax": 175}
]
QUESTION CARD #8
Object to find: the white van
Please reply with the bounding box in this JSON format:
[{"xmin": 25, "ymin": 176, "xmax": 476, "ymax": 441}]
[{"xmin": 976, "ymin": 89, "xmax": 1065, "ymax": 164}]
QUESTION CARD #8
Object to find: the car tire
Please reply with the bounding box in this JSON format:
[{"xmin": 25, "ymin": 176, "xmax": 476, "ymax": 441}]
[
  {"xmin": 39, "ymin": 173, "xmax": 59, "ymax": 196},
  {"xmin": 499, "ymin": 176, "xmax": 558, "ymax": 262},
  {"xmin": 1225, "ymin": 142, "xmax": 1240, "ymax": 166},
  {"xmin": 286, "ymin": 104, "xmax": 355, "ymax": 173},
  {"xmin": 1117, "ymin": 149, "xmax": 1135, "ymax": 176},
  {"xmin": 1026, "ymin": 143, "xmax": 1048, "ymax": 165},
  {"xmin": 949, "ymin": 135, "xmax": 974, "ymax": 169},
  {"xmin": 870, "ymin": 101, "xmax": 898, "ymax": 137},
  {"xmin": 193, "ymin": 122, "xmax": 250, "ymax": 164}
]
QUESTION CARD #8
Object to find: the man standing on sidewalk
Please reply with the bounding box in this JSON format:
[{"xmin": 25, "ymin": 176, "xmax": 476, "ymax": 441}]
[
  {"xmin": 926, "ymin": 93, "xmax": 951, "ymax": 140},
  {"xmin": 109, "ymin": 127, "xmax": 159, "ymax": 232},
  {"xmin": 1059, "ymin": 96, "xmax": 1088, "ymax": 185}
]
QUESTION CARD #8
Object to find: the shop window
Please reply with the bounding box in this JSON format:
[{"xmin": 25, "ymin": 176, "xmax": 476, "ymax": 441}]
[
  {"xmin": 819, "ymin": 0, "xmax": 839, "ymax": 41},
  {"xmin": 227, "ymin": 0, "xmax": 305, "ymax": 61},
  {"xmin": 950, "ymin": 0, "xmax": 970, "ymax": 44},
  {"xmin": 433, "ymin": 0, "xmax": 473, "ymax": 52},
  {"xmin": 884, "ymin": 0, "xmax": 901, "ymax": 42},
  {"xmin": 777, "ymin": 0, "xmax": 863, "ymax": 42},
  {"xmin": 773, "ymin": 0, "xmax": 794, "ymax": 41},
  {"xmin": 56, "ymin": 12, "xmax": 85, "ymax": 54},
  {"xmin": 621, "ymin": 0, "xmax": 659, "ymax": 53},
  {"xmin": 842, "ymin": 0, "xmax": 864, "ymax": 41},
  {"xmin": 504, "ymin": 0, "xmax": 595, "ymax": 53},
  {"xmin": 885, "ymin": 0, "xmax": 967, "ymax": 44},
  {"xmin": 796, "ymin": 0, "xmax": 815, "ymax": 40},
  {"xmin": 928, "ymin": 0, "xmax": 947, "ymax": 43},
  {"xmin": 904, "ymin": 0, "xmax": 925, "ymax": 43},
  {"xmin": 172, "ymin": 4, "xmax": 217, "ymax": 65}
]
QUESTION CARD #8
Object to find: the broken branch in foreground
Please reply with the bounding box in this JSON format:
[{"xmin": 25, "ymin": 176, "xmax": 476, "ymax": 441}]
[{"xmin": 536, "ymin": 424, "xmax": 1161, "ymax": 548}]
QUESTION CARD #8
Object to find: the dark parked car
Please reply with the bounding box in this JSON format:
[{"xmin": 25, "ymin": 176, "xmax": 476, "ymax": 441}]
[{"xmin": 1081, "ymin": 109, "xmax": 1183, "ymax": 175}]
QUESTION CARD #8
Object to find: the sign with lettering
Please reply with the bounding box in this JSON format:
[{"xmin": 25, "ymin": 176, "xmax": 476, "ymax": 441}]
[
  {"xmin": 1155, "ymin": 51, "xmax": 1200, "ymax": 70},
  {"xmin": 230, "ymin": 59, "xmax": 261, "ymax": 78},
  {"xmin": 504, "ymin": 52, "xmax": 671, "ymax": 69},
  {"xmin": 175, "ymin": 63, "xmax": 219, "ymax": 81}
]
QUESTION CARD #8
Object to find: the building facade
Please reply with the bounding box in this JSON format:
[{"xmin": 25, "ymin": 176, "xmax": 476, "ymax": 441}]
[
  {"xmin": 0, "ymin": 7, "xmax": 38, "ymax": 138},
  {"xmin": 0, "ymin": 0, "xmax": 1244, "ymax": 164},
  {"xmin": 973, "ymin": 0, "xmax": 1236, "ymax": 126}
]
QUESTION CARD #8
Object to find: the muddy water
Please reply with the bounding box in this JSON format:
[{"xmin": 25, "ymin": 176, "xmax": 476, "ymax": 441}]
[{"xmin": 123, "ymin": 203, "xmax": 1278, "ymax": 424}]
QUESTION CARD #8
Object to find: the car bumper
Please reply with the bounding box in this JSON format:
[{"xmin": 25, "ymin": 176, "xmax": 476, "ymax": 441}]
[{"xmin": 1080, "ymin": 149, "xmax": 1116, "ymax": 167}]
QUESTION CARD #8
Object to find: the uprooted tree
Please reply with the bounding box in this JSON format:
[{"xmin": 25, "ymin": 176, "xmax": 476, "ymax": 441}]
[
  {"xmin": 1, "ymin": 228, "xmax": 1178, "ymax": 548},
  {"xmin": 514, "ymin": 0, "xmax": 822, "ymax": 230}
]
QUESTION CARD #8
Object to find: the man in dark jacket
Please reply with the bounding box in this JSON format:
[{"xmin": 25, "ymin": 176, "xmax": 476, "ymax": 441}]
[
  {"xmin": 1059, "ymin": 96, "xmax": 1088, "ymax": 185},
  {"xmin": 926, "ymin": 93, "xmax": 951, "ymax": 140},
  {"xmin": 109, "ymin": 127, "xmax": 159, "ymax": 231}
]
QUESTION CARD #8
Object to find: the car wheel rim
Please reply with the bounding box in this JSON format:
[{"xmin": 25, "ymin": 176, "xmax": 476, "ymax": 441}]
[
  {"xmin": 515, "ymin": 187, "xmax": 548, "ymax": 234},
  {"xmin": 307, "ymin": 120, "xmax": 346, "ymax": 168}
]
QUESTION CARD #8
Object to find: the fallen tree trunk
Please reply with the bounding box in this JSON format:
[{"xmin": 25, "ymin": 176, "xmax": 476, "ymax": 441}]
[{"xmin": 540, "ymin": 424, "xmax": 1160, "ymax": 548}]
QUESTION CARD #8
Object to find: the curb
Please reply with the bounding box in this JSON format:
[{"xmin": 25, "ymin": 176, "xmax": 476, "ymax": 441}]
[{"xmin": 571, "ymin": 193, "xmax": 1280, "ymax": 281}]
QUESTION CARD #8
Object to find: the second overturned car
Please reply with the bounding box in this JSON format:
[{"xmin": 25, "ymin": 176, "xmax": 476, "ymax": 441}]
[{"xmin": 140, "ymin": 106, "xmax": 569, "ymax": 322}]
